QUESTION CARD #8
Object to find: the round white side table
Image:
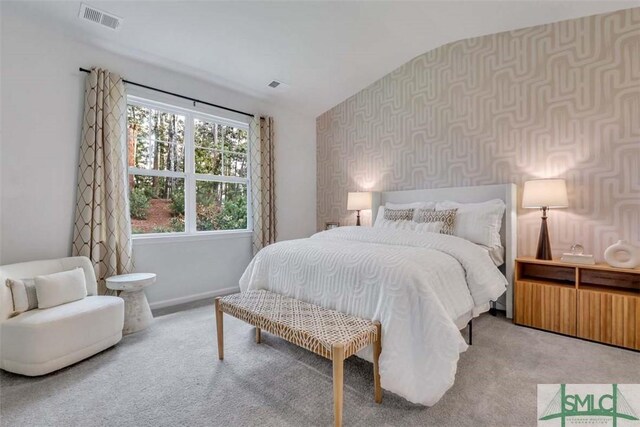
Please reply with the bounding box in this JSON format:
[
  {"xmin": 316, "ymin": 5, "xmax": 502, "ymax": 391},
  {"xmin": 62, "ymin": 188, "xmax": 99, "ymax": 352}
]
[{"xmin": 106, "ymin": 273, "xmax": 156, "ymax": 335}]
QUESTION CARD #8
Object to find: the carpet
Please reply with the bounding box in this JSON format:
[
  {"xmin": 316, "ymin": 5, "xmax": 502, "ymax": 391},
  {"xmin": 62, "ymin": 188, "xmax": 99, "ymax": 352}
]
[{"xmin": 1, "ymin": 305, "xmax": 638, "ymax": 426}]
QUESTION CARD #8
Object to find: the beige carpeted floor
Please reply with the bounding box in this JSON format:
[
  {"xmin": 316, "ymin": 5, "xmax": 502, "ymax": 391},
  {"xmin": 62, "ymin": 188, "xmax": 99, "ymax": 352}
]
[{"xmin": 1, "ymin": 304, "xmax": 638, "ymax": 426}]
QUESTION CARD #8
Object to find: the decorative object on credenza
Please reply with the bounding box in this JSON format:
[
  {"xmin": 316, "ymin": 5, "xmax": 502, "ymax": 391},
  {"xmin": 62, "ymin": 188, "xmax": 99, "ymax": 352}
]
[
  {"xmin": 522, "ymin": 179, "xmax": 568, "ymax": 260},
  {"xmin": 571, "ymin": 244, "xmax": 584, "ymax": 255},
  {"xmin": 325, "ymin": 222, "xmax": 340, "ymax": 230},
  {"xmin": 347, "ymin": 191, "xmax": 372, "ymax": 226},
  {"xmin": 560, "ymin": 244, "xmax": 595, "ymax": 265},
  {"xmin": 604, "ymin": 240, "xmax": 640, "ymax": 269}
]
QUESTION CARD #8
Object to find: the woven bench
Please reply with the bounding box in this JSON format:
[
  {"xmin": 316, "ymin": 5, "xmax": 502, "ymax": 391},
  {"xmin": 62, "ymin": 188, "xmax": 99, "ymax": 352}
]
[{"xmin": 215, "ymin": 290, "xmax": 382, "ymax": 427}]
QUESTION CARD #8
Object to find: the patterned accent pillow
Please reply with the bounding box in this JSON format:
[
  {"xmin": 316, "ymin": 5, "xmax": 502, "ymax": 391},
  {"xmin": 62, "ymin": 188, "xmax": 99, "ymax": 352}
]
[
  {"xmin": 6, "ymin": 278, "xmax": 38, "ymax": 316},
  {"xmin": 383, "ymin": 208, "xmax": 414, "ymax": 221},
  {"xmin": 415, "ymin": 208, "xmax": 458, "ymax": 235}
]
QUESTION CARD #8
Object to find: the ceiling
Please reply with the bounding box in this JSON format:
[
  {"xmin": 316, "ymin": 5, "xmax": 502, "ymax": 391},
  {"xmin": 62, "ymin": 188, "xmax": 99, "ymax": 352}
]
[{"xmin": 4, "ymin": 1, "xmax": 639, "ymax": 117}]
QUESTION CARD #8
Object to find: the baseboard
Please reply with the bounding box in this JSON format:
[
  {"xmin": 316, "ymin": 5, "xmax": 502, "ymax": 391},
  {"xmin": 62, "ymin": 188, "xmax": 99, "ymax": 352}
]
[{"xmin": 148, "ymin": 286, "xmax": 240, "ymax": 310}]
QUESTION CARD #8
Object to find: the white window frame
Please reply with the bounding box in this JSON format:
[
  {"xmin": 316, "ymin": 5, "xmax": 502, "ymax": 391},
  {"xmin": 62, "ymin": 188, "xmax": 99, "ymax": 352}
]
[{"xmin": 127, "ymin": 95, "xmax": 252, "ymax": 240}]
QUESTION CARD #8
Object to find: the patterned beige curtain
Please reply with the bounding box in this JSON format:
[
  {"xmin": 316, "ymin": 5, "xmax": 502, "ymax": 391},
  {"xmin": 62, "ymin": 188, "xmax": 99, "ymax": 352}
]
[
  {"xmin": 249, "ymin": 116, "xmax": 277, "ymax": 255},
  {"xmin": 72, "ymin": 68, "xmax": 133, "ymax": 294}
]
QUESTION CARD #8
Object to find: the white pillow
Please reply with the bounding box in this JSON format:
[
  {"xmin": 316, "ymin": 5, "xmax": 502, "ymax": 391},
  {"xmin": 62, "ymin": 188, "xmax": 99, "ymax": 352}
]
[
  {"xmin": 386, "ymin": 202, "xmax": 436, "ymax": 221},
  {"xmin": 414, "ymin": 221, "xmax": 443, "ymax": 234},
  {"xmin": 436, "ymin": 199, "xmax": 505, "ymax": 248},
  {"xmin": 376, "ymin": 219, "xmax": 416, "ymax": 231},
  {"xmin": 35, "ymin": 268, "xmax": 88, "ymax": 309}
]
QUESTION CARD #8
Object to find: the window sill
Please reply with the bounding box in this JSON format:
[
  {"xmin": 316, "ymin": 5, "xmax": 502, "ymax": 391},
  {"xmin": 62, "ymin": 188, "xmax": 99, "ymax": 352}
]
[{"xmin": 132, "ymin": 230, "xmax": 252, "ymax": 246}]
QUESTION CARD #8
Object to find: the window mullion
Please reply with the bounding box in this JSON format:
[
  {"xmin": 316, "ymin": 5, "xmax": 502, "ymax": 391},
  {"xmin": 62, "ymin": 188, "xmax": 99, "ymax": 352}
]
[{"xmin": 185, "ymin": 113, "xmax": 196, "ymax": 234}]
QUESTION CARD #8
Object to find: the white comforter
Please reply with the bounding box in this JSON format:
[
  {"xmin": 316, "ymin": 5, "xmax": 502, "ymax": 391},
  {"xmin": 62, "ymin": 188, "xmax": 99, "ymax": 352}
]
[{"xmin": 239, "ymin": 227, "xmax": 507, "ymax": 405}]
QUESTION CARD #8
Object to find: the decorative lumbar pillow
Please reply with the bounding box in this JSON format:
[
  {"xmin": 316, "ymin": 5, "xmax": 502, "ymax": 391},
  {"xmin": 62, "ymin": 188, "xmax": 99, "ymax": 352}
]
[
  {"xmin": 436, "ymin": 199, "xmax": 505, "ymax": 248},
  {"xmin": 373, "ymin": 207, "xmax": 416, "ymax": 230},
  {"xmin": 385, "ymin": 202, "xmax": 435, "ymax": 210},
  {"xmin": 5, "ymin": 278, "xmax": 38, "ymax": 316},
  {"xmin": 386, "ymin": 202, "xmax": 436, "ymax": 221},
  {"xmin": 415, "ymin": 208, "xmax": 458, "ymax": 235},
  {"xmin": 35, "ymin": 268, "xmax": 88, "ymax": 309},
  {"xmin": 383, "ymin": 208, "xmax": 415, "ymax": 221}
]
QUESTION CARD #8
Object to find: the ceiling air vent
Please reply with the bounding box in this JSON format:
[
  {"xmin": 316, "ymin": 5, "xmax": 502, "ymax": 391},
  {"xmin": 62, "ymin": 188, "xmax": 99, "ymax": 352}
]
[
  {"xmin": 268, "ymin": 80, "xmax": 282, "ymax": 89},
  {"xmin": 78, "ymin": 4, "xmax": 123, "ymax": 30}
]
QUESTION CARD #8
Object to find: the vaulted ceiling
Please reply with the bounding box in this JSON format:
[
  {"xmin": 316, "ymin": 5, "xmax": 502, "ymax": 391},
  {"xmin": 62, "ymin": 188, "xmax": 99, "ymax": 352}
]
[{"xmin": 4, "ymin": 1, "xmax": 638, "ymax": 116}]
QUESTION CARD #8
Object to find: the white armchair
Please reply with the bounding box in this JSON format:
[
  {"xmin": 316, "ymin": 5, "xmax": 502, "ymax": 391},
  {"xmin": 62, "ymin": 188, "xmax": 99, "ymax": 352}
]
[{"xmin": 0, "ymin": 256, "xmax": 124, "ymax": 376}]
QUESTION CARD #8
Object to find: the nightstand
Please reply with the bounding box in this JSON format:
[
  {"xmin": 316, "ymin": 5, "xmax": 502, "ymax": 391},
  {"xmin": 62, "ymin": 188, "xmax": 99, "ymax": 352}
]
[{"xmin": 514, "ymin": 257, "xmax": 640, "ymax": 350}]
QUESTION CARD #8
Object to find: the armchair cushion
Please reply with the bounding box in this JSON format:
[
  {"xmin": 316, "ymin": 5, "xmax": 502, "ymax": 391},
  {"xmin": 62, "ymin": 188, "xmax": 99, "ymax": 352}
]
[{"xmin": 1, "ymin": 296, "xmax": 124, "ymax": 376}]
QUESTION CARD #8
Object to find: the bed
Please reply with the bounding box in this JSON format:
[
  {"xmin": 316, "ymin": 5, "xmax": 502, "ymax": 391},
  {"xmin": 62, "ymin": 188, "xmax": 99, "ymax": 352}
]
[{"xmin": 239, "ymin": 184, "xmax": 517, "ymax": 406}]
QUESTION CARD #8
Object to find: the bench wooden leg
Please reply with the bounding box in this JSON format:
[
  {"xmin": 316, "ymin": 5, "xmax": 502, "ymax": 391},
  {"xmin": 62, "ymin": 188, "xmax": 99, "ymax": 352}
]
[
  {"xmin": 332, "ymin": 343, "xmax": 344, "ymax": 427},
  {"xmin": 215, "ymin": 298, "xmax": 224, "ymax": 360},
  {"xmin": 255, "ymin": 327, "xmax": 261, "ymax": 344},
  {"xmin": 373, "ymin": 321, "xmax": 382, "ymax": 404}
]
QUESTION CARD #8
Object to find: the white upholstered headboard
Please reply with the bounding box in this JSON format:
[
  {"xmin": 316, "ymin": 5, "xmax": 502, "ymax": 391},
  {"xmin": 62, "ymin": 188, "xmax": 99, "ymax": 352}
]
[{"xmin": 372, "ymin": 183, "xmax": 517, "ymax": 318}]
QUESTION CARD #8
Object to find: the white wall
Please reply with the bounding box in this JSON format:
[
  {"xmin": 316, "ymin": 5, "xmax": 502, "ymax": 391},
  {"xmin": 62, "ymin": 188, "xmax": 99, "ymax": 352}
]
[{"xmin": 0, "ymin": 8, "xmax": 316, "ymax": 306}]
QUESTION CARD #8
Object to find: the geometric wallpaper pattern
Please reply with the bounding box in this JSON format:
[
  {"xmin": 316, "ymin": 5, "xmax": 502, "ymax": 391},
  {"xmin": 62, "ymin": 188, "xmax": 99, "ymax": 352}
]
[{"xmin": 317, "ymin": 8, "xmax": 640, "ymax": 260}]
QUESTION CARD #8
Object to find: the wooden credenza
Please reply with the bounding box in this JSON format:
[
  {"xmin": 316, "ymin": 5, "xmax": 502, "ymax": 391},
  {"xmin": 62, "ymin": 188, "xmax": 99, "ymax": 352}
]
[{"xmin": 514, "ymin": 257, "xmax": 640, "ymax": 351}]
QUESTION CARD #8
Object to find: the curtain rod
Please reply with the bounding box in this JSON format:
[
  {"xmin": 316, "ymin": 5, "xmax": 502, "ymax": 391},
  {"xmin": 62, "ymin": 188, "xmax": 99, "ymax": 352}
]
[{"xmin": 79, "ymin": 67, "xmax": 253, "ymax": 118}]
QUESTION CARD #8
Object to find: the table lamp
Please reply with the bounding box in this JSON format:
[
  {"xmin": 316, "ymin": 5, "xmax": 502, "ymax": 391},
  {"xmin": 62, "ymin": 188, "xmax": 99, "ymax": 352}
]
[
  {"xmin": 522, "ymin": 179, "xmax": 568, "ymax": 260},
  {"xmin": 347, "ymin": 192, "xmax": 372, "ymax": 226}
]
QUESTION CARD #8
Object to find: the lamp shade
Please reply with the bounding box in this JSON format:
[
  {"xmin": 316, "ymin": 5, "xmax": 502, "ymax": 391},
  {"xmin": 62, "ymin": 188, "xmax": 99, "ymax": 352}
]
[
  {"xmin": 347, "ymin": 192, "xmax": 372, "ymax": 211},
  {"xmin": 522, "ymin": 179, "xmax": 568, "ymax": 208}
]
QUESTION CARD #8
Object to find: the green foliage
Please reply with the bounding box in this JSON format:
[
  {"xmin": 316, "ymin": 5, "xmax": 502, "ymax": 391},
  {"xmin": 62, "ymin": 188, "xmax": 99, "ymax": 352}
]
[
  {"xmin": 169, "ymin": 217, "xmax": 185, "ymax": 232},
  {"xmin": 196, "ymin": 187, "xmax": 247, "ymax": 231},
  {"xmin": 170, "ymin": 192, "xmax": 185, "ymax": 216},
  {"xmin": 217, "ymin": 195, "xmax": 248, "ymax": 230},
  {"xmin": 196, "ymin": 204, "xmax": 220, "ymax": 231},
  {"xmin": 127, "ymin": 104, "xmax": 249, "ymax": 234},
  {"xmin": 130, "ymin": 188, "xmax": 150, "ymax": 220}
]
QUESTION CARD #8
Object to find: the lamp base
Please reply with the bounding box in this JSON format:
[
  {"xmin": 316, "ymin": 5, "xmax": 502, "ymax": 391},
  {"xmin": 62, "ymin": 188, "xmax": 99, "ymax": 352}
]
[
  {"xmin": 536, "ymin": 215, "xmax": 553, "ymax": 260},
  {"xmin": 356, "ymin": 210, "xmax": 361, "ymax": 226}
]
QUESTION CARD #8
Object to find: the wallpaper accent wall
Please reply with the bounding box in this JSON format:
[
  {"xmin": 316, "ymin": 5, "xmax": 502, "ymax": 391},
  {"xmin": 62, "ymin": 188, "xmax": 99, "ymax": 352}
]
[{"xmin": 316, "ymin": 8, "xmax": 640, "ymax": 260}]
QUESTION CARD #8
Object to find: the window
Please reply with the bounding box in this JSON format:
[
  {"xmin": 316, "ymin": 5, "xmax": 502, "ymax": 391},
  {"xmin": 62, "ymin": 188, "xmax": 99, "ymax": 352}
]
[{"xmin": 126, "ymin": 96, "xmax": 250, "ymax": 236}]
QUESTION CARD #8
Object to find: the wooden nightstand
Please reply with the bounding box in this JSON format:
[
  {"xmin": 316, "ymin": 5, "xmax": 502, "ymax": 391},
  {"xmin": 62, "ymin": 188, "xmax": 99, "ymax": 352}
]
[{"xmin": 514, "ymin": 257, "xmax": 640, "ymax": 350}]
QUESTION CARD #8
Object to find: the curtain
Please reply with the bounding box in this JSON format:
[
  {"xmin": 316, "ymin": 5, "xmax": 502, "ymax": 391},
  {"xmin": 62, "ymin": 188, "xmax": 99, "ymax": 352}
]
[
  {"xmin": 72, "ymin": 68, "xmax": 133, "ymax": 294},
  {"xmin": 249, "ymin": 116, "xmax": 276, "ymax": 255}
]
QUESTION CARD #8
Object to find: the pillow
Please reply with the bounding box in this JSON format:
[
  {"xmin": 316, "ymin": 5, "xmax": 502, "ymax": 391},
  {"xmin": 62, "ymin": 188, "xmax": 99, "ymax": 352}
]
[
  {"xmin": 383, "ymin": 208, "xmax": 414, "ymax": 221},
  {"xmin": 386, "ymin": 202, "xmax": 436, "ymax": 221},
  {"xmin": 414, "ymin": 221, "xmax": 443, "ymax": 234},
  {"xmin": 372, "ymin": 207, "xmax": 414, "ymax": 230},
  {"xmin": 477, "ymin": 244, "xmax": 505, "ymax": 266},
  {"xmin": 415, "ymin": 208, "xmax": 458, "ymax": 235},
  {"xmin": 376, "ymin": 219, "xmax": 416, "ymax": 231},
  {"xmin": 5, "ymin": 278, "xmax": 38, "ymax": 316},
  {"xmin": 373, "ymin": 206, "xmax": 386, "ymax": 227},
  {"xmin": 35, "ymin": 268, "xmax": 88, "ymax": 309},
  {"xmin": 436, "ymin": 199, "xmax": 505, "ymax": 248},
  {"xmin": 385, "ymin": 202, "xmax": 435, "ymax": 210}
]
